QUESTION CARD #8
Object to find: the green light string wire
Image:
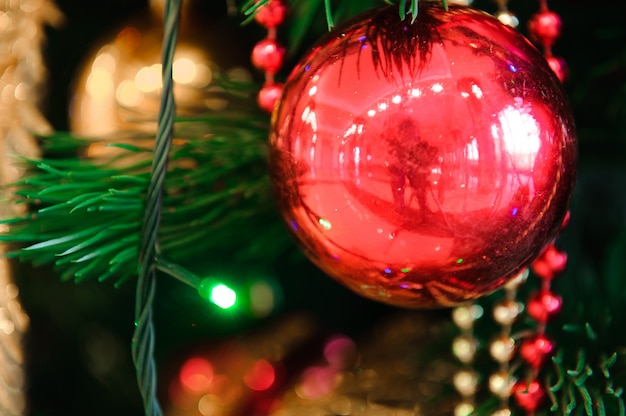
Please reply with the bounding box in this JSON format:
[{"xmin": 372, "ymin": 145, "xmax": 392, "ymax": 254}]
[{"xmin": 132, "ymin": 0, "xmax": 181, "ymax": 415}]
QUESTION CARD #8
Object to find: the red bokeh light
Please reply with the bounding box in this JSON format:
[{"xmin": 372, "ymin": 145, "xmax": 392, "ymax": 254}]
[
  {"xmin": 179, "ymin": 357, "xmax": 214, "ymax": 393},
  {"xmin": 243, "ymin": 359, "xmax": 276, "ymax": 391}
]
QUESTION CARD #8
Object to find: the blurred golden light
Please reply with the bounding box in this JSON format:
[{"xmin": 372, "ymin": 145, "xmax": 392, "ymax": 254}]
[
  {"xmin": 14, "ymin": 82, "xmax": 28, "ymax": 101},
  {"xmin": 173, "ymin": 57, "xmax": 197, "ymax": 85},
  {"xmin": 1, "ymin": 84, "xmax": 15, "ymax": 104},
  {"xmin": 93, "ymin": 49, "xmax": 117, "ymax": 72},
  {"xmin": 0, "ymin": 12, "xmax": 13, "ymax": 32},
  {"xmin": 135, "ymin": 64, "xmax": 162, "ymax": 93},
  {"xmin": 197, "ymin": 394, "xmax": 222, "ymax": 416},
  {"xmin": 226, "ymin": 66, "xmax": 252, "ymax": 82},
  {"xmin": 193, "ymin": 63, "xmax": 212, "ymax": 87},
  {"xmin": 115, "ymin": 80, "xmax": 143, "ymax": 107},
  {"xmin": 68, "ymin": 0, "xmax": 236, "ymax": 137},
  {"xmin": 86, "ymin": 67, "xmax": 114, "ymax": 100},
  {"xmin": 249, "ymin": 281, "xmax": 275, "ymax": 318}
]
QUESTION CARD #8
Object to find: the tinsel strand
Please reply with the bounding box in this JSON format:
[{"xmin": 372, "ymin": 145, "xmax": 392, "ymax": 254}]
[
  {"xmin": 0, "ymin": 1, "xmax": 61, "ymax": 415},
  {"xmin": 131, "ymin": 0, "xmax": 181, "ymax": 415}
]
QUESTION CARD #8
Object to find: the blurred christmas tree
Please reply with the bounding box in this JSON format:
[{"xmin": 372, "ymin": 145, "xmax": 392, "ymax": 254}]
[{"xmin": 0, "ymin": 0, "xmax": 624, "ymax": 415}]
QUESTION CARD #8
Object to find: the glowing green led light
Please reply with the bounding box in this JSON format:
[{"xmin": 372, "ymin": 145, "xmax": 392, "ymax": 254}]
[
  {"xmin": 210, "ymin": 284, "xmax": 237, "ymax": 309},
  {"xmin": 457, "ymin": 258, "xmax": 464, "ymax": 264},
  {"xmin": 318, "ymin": 218, "xmax": 332, "ymax": 230},
  {"xmin": 401, "ymin": 267, "xmax": 411, "ymax": 273}
]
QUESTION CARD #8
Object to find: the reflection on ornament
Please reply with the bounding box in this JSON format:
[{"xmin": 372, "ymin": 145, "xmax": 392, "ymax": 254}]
[
  {"xmin": 69, "ymin": 0, "xmax": 249, "ymax": 138},
  {"xmin": 269, "ymin": 3, "xmax": 577, "ymax": 308}
]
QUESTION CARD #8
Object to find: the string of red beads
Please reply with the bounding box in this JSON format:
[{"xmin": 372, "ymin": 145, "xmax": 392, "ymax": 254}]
[
  {"xmin": 527, "ymin": 0, "xmax": 568, "ymax": 82},
  {"xmin": 508, "ymin": 3, "xmax": 569, "ymax": 410},
  {"xmin": 252, "ymin": 0, "xmax": 288, "ymax": 113},
  {"xmin": 513, "ymin": 213, "xmax": 570, "ymax": 414}
]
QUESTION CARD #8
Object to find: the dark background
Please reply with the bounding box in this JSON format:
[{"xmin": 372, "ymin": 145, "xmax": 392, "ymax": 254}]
[{"xmin": 16, "ymin": 0, "xmax": 626, "ymax": 415}]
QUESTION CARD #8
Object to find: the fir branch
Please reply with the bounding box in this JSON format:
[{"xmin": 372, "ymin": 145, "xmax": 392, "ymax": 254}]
[
  {"xmin": 546, "ymin": 346, "xmax": 625, "ymax": 415},
  {"xmin": 0, "ymin": 77, "xmax": 290, "ymax": 286},
  {"xmin": 324, "ymin": 0, "xmax": 334, "ymax": 29}
]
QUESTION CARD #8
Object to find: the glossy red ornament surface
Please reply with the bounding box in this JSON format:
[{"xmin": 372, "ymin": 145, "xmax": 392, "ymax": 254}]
[
  {"xmin": 520, "ymin": 334, "xmax": 555, "ymax": 368},
  {"xmin": 254, "ymin": 0, "xmax": 288, "ymax": 29},
  {"xmin": 527, "ymin": 290, "xmax": 562, "ymax": 322},
  {"xmin": 269, "ymin": 3, "xmax": 577, "ymax": 308},
  {"xmin": 528, "ymin": 10, "xmax": 562, "ymax": 47},
  {"xmin": 258, "ymin": 83, "xmax": 283, "ymax": 113},
  {"xmin": 513, "ymin": 380, "xmax": 547, "ymax": 412},
  {"xmin": 252, "ymin": 39, "xmax": 285, "ymax": 74}
]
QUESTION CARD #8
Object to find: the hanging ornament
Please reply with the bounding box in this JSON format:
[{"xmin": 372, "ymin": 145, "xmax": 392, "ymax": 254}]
[
  {"xmin": 269, "ymin": 3, "xmax": 577, "ymax": 308},
  {"xmin": 527, "ymin": 1, "xmax": 568, "ymax": 82}
]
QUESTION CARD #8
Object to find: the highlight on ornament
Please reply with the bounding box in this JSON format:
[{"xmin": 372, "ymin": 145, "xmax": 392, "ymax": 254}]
[{"xmin": 269, "ymin": 2, "xmax": 577, "ymax": 308}]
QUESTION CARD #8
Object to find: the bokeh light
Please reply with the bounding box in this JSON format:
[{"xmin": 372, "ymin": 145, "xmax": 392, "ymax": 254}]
[
  {"xmin": 243, "ymin": 359, "xmax": 275, "ymax": 391},
  {"xmin": 179, "ymin": 357, "xmax": 214, "ymax": 393},
  {"xmin": 323, "ymin": 335, "xmax": 358, "ymax": 370},
  {"xmin": 210, "ymin": 284, "xmax": 237, "ymax": 310}
]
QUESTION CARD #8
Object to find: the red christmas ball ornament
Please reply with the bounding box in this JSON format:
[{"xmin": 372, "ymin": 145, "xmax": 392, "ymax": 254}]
[
  {"xmin": 269, "ymin": 3, "xmax": 577, "ymax": 307},
  {"xmin": 513, "ymin": 379, "xmax": 547, "ymax": 412},
  {"xmin": 528, "ymin": 10, "xmax": 562, "ymax": 47},
  {"xmin": 520, "ymin": 334, "xmax": 555, "ymax": 368},
  {"xmin": 252, "ymin": 38, "xmax": 286, "ymax": 74}
]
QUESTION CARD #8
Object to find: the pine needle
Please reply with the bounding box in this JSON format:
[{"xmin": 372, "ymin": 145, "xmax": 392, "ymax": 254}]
[{"xmin": 0, "ymin": 75, "xmax": 291, "ymax": 286}]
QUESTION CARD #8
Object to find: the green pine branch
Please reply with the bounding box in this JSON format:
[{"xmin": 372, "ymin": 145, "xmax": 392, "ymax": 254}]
[
  {"xmin": 0, "ymin": 77, "xmax": 292, "ymax": 286},
  {"xmin": 546, "ymin": 348, "xmax": 625, "ymax": 415}
]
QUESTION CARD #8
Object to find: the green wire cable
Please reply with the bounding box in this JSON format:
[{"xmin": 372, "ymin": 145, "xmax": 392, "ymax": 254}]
[{"xmin": 132, "ymin": 0, "xmax": 181, "ymax": 415}]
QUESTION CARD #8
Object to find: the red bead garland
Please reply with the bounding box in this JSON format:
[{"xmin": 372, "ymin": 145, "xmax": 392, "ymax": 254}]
[
  {"xmin": 527, "ymin": 0, "xmax": 567, "ymax": 82},
  {"xmin": 513, "ymin": 379, "xmax": 547, "ymax": 412},
  {"xmin": 252, "ymin": 0, "xmax": 288, "ymax": 113},
  {"xmin": 254, "ymin": 0, "xmax": 288, "ymax": 28},
  {"xmin": 528, "ymin": 10, "xmax": 561, "ymax": 47},
  {"xmin": 531, "ymin": 243, "xmax": 568, "ymax": 280},
  {"xmin": 519, "ymin": 334, "xmax": 555, "ymax": 369},
  {"xmin": 514, "ymin": 211, "xmax": 569, "ymax": 414},
  {"xmin": 252, "ymin": 38, "xmax": 286, "ymax": 74},
  {"xmin": 511, "ymin": 5, "xmax": 570, "ymax": 408},
  {"xmin": 527, "ymin": 289, "xmax": 563, "ymax": 323},
  {"xmin": 258, "ymin": 83, "xmax": 284, "ymax": 113}
]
